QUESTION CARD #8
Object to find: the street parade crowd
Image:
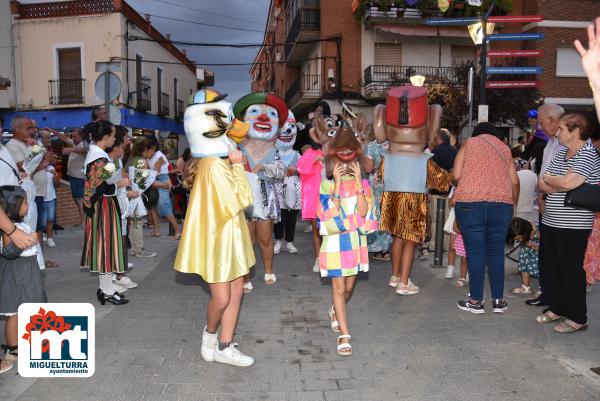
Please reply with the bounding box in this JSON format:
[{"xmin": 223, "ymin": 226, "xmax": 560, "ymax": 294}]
[{"xmin": 1, "ymin": 19, "xmax": 600, "ymax": 373}]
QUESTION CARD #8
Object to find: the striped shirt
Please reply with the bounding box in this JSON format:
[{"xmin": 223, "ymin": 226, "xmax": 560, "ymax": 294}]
[{"xmin": 542, "ymin": 141, "xmax": 600, "ymax": 229}]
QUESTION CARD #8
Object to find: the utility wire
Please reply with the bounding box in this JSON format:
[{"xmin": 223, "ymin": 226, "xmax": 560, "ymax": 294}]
[
  {"xmin": 111, "ymin": 56, "xmax": 335, "ymax": 67},
  {"xmin": 151, "ymin": 0, "xmax": 265, "ymax": 26},
  {"xmin": 126, "ymin": 34, "xmax": 339, "ymax": 48},
  {"xmin": 148, "ymin": 14, "xmax": 264, "ymax": 33}
]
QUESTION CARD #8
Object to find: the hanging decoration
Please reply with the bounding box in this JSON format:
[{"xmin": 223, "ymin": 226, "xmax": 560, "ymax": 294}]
[
  {"xmin": 438, "ymin": 0, "xmax": 452, "ymax": 12},
  {"xmin": 467, "ymin": 0, "xmax": 482, "ymax": 6}
]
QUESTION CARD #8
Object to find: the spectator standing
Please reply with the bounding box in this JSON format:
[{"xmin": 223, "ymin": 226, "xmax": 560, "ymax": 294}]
[
  {"xmin": 516, "ymin": 168, "xmax": 538, "ymax": 223},
  {"xmin": 453, "ymin": 123, "xmax": 519, "ymax": 314},
  {"xmin": 64, "ymin": 128, "xmax": 87, "ymax": 226},
  {"xmin": 537, "ymin": 112, "xmax": 600, "ymax": 333},
  {"xmin": 432, "ymin": 128, "xmax": 458, "ymax": 171}
]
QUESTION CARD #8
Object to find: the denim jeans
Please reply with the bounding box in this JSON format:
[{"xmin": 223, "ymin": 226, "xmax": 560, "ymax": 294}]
[{"xmin": 455, "ymin": 201, "xmax": 513, "ymax": 301}]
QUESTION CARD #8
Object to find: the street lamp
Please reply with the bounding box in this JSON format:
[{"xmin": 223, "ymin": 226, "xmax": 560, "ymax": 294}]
[{"xmin": 410, "ymin": 74, "xmax": 426, "ymax": 87}]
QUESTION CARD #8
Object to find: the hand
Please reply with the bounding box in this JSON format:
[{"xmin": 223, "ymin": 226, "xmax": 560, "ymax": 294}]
[
  {"xmin": 349, "ymin": 162, "xmax": 362, "ymax": 182},
  {"xmin": 117, "ymin": 178, "xmax": 131, "ymax": 188},
  {"xmin": 288, "ymin": 166, "xmax": 297, "ymax": 176},
  {"xmin": 448, "ymin": 196, "xmax": 456, "ymax": 207},
  {"xmin": 126, "ymin": 190, "xmax": 140, "ymax": 199},
  {"xmin": 332, "ymin": 163, "xmax": 344, "ymax": 184},
  {"xmin": 228, "ymin": 148, "xmax": 243, "ymax": 165},
  {"xmin": 252, "ymin": 164, "xmax": 264, "ymax": 173},
  {"xmin": 574, "ymin": 18, "xmax": 600, "ymax": 86},
  {"xmin": 10, "ymin": 229, "xmax": 37, "ymax": 249}
]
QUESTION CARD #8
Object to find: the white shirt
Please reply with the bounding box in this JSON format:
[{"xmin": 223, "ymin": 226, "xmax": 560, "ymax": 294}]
[
  {"xmin": 0, "ymin": 145, "xmax": 20, "ymax": 186},
  {"xmin": 45, "ymin": 166, "xmax": 56, "ymax": 201},
  {"xmin": 516, "ymin": 169, "xmax": 537, "ymax": 215},
  {"xmin": 149, "ymin": 150, "xmax": 169, "ymax": 175},
  {"xmin": 540, "ymin": 137, "xmax": 565, "ymax": 177},
  {"xmin": 5, "ymin": 139, "xmax": 47, "ymax": 197}
]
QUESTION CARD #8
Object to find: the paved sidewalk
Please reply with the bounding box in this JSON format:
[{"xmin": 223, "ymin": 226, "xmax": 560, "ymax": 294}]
[{"xmin": 1, "ymin": 223, "xmax": 600, "ymax": 401}]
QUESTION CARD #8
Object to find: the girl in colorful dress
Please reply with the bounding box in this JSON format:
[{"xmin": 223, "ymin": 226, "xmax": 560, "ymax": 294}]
[
  {"xmin": 0, "ymin": 185, "xmax": 47, "ymax": 363},
  {"xmin": 80, "ymin": 120, "xmax": 131, "ymax": 305},
  {"xmin": 452, "ymin": 221, "xmax": 469, "ymax": 287},
  {"xmin": 506, "ymin": 217, "xmax": 540, "ymax": 295}
]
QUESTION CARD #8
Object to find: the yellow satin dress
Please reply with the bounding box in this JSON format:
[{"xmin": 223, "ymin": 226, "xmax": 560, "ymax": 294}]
[{"xmin": 174, "ymin": 157, "xmax": 256, "ymax": 283}]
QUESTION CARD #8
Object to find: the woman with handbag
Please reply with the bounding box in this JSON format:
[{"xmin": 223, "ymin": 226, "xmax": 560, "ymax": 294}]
[
  {"xmin": 538, "ymin": 112, "xmax": 600, "ymax": 333},
  {"xmin": 453, "ymin": 123, "xmax": 520, "ymax": 315}
]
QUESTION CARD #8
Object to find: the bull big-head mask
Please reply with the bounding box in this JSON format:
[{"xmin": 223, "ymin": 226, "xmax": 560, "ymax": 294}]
[
  {"xmin": 310, "ymin": 112, "xmax": 368, "ymax": 178},
  {"xmin": 373, "ymin": 85, "xmax": 441, "ymax": 155}
]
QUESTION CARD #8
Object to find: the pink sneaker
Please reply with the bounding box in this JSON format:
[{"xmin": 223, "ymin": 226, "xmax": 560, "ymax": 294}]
[
  {"xmin": 389, "ymin": 275, "xmax": 400, "ymax": 288},
  {"xmin": 396, "ymin": 280, "xmax": 420, "ymax": 295}
]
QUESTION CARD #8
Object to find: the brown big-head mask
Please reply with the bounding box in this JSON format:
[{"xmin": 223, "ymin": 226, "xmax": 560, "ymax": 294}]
[
  {"xmin": 312, "ymin": 112, "xmax": 368, "ymax": 178},
  {"xmin": 373, "ymin": 85, "xmax": 441, "ymax": 155}
]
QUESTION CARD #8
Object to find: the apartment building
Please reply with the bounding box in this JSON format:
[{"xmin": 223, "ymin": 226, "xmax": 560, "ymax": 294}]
[
  {"xmin": 251, "ymin": 0, "xmax": 599, "ymax": 121},
  {"xmin": 4, "ymin": 0, "xmax": 207, "ymax": 137}
]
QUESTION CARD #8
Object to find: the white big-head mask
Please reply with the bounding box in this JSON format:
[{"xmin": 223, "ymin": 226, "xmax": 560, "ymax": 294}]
[
  {"xmin": 184, "ymin": 90, "xmax": 237, "ymax": 158},
  {"xmin": 276, "ymin": 110, "xmax": 305, "ymax": 151}
]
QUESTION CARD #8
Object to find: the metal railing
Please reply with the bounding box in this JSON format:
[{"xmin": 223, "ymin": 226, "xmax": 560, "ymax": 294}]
[
  {"xmin": 176, "ymin": 99, "xmax": 184, "ymax": 120},
  {"xmin": 364, "ymin": 65, "xmax": 460, "ymax": 85},
  {"xmin": 135, "ymin": 82, "xmax": 151, "ymax": 111},
  {"xmin": 159, "ymin": 92, "xmax": 170, "ymax": 116},
  {"xmin": 285, "ymin": 1, "xmax": 320, "ymax": 59},
  {"xmin": 285, "ymin": 74, "xmax": 322, "ymax": 105},
  {"xmin": 48, "ymin": 78, "xmax": 85, "ymax": 105}
]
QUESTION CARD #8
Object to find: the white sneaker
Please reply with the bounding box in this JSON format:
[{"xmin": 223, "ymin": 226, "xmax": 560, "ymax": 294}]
[
  {"xmin": 42, "ymin": 234, "xmax": 47, "ymax": 242},
  {"xmin": 396, "ymin": 279, "xmax": 420, "ymax": 295},
  {"xmin": 127, "ymin": 262, "xmax": 134, "ymax": 269},
  {"xmin": 115, "ymin": 276, "xmax": 138, "ymax": 289},
  {"xmin": 200, "ymin": 326, "xmax": 218, "ymax": 362},
  {"xmin": 46, "ymin": 238, "xmax": 56, "ymax": 247},
  {"xmin": 214, "ymin": 343, "xmax": 254, "ymax": 367},
  {"xmin": 134, "ymin": 251, "xmax": 157, "ymax": 258},
  {"xmin": 304, "ymin": 224, "xmax": 313, "ymax": 233},
  {"xmin": 389, "ymin": 275, "xmax": 400, "ymax": 288},
  {"xmin": 273, "ymin": 240, "xmax": 281, "ymax": 255},
  {"xmin": 312, "ymin": 258, "xmax": 320, "ymax": 273},
  {"xmin": 286, "ymin": 242, "xmax": 298, "ymax": 254},
  {"xmin": 243, "ymin": 282, "xmax": 253, "ymax": 293},
  {"xmin": 445, "ymin": 265, "xmax": 455, "ymax": 279},
  {"xmin": 113, "ymin": 282, "xmax": 128, "ymax": 293}
]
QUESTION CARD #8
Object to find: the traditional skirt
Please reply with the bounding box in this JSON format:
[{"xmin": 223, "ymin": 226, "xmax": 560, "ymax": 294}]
[
  {"xmin": 380, "ymin": 192, "xmax": 428, "ymax": 244},
  {"xmin": 81, "ymin": 196, "xmax": 127, "ymax": 273},
  {"xmin": 0, "ymin": 256, "xmax": 47, "ymax": 315}
]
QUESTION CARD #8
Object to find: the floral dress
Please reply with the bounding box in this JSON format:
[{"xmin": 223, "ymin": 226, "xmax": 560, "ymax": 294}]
[
  {"xmin": 365, "ymin": 141, "xmax": 392, "ymax": 253},
  {"xmin": 584, "ymin": 213, "xmax": 600, "ymax": 285},
  {"xmin": 518, "ymin": 224, "xmax": 539, "ymax": 277},
  {"xmin": 80, "ymin": 157, "xmax": 127, "ymax": 273}
]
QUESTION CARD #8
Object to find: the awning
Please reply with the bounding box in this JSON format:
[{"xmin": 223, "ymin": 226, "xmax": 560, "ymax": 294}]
[{"xmin": 374, "ymin": 23, "xmax": 471, "ymax": 38}]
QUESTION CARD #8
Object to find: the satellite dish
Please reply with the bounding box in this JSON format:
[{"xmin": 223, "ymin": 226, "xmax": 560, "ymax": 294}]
[
  {"xmin": 95, "ymin": 72, "xmax": 122, "ymax": 102},
  {"xmin": 108, "ymin": 104, "xmax": 121, "ymax": 125}
]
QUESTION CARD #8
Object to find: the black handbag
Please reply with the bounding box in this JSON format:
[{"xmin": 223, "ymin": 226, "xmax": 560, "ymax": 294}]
[
  {"xmin": 564, "ymin": 183, "xmax": 600, "ymax": 212},
  {"xmin": 142, "ymin": 187, "xmax": 159, "ymax": 208}
]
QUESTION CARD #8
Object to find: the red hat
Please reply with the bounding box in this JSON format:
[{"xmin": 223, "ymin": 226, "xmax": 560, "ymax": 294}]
[{"xmin": 386, "ymin": 85, "xmax": 428, "ymax": 128}]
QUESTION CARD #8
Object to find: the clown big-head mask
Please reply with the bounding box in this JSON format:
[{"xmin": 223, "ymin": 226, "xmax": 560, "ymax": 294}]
[
  {"xmin": 184, "ymin": 89, "xmax": 249, "ymax": 158},
  {"xmin": 276, "ymin": 110, "xmax": 305, "ymax": 151},
  {"xmin": 373, "ymin": 85, "xmax": 441, "ymax": 155},
  {"xmin": 233, "ymin": 92, "xmax": 288, "ymax": 142}
]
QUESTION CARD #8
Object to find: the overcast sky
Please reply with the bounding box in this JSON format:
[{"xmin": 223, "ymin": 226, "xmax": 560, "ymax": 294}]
[{"xmin": 21, "ymin": 0, "xmax": 269, "ymax": 102}]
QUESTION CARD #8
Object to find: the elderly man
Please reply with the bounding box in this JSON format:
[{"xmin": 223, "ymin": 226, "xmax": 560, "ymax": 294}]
[
  {"xmin": 525, "ymin": 103, "xmax": 564, "ymax": 307},
  {"xmin": 5, "ymin": 116, "xmax": 58, "ymax": 267},
  {"xmin": 91, "ymin": 106, "xmax": 108, "ymax": 122},
  {"xmin": 432, "ymin": 128, "xmax": 457, "ymax": 172}
]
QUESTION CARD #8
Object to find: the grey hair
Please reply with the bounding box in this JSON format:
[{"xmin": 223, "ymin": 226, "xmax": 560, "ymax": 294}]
[
  {"xmin": 10, "ymin": 115, "xmax": 29, "ymax": 132},
  {"xmin": 439, "ymin": 128, "xmax": 451, "ymax": 143},
  {"xmin": 539, "ymin": 104, "xmax": 564, "ymax": 120}
]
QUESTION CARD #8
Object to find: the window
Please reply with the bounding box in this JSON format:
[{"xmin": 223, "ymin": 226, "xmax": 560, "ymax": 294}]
[
  {"xmin": 374, "ymin": 43, "xmax": 402, "ymax": 65},
  {"xmin": 556, "ymin": 48, "xmax": 585, "ymax": 77},
  {"xmin": 53, "ymin": 47, "xmax": 83, "ymax": 104}
]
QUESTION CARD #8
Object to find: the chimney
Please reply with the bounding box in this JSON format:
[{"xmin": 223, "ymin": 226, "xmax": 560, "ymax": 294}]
[
  {"xmin": 10, "ymin": 1, "xmax": 20, "ymax": 16},
  {"xmin": 144, "ymin": 13, "xmax": 151, "ymax": 23},
  {"xmin": 166, "ymin": 34, "xmax": 171, "ymax": 41},
  {"xmin": 182, "ymin": 49, "xmax": 187, "ymax": 56}
]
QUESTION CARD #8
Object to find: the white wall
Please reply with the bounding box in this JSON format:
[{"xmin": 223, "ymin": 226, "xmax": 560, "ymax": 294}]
[{"xmin": 0, "ymin": 0, "xmax": 17, "ymax": 109}]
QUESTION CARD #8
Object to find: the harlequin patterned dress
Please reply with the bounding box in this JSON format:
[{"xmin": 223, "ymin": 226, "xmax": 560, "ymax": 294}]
[
  {"xmin": 80, "ymin": 157, "xmax": 126, "ymax": 273},
  {"xmin": 584, "ymin": 213, "xmax": 600, "ymax": 285},
  {"xmin": 317, "ymin": 178, "xmax": 377, "ymax": 277}
]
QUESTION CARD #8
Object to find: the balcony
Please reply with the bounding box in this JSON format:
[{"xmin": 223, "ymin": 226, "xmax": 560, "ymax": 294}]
[
  {"xmin": 285, "ymin": 74, "xmax": 323, "ymax": 112},
  {"xmin": 176, "ymin": 99, "xmax": 184, "ymax": 120},
  {"xmin": 48, "ymin": 79, "xmax": 85, "ymax": 105},
  {"xmin": 364, "ymin": 65, "xmax": 460, "ymax": 99},
  {"xmin": 134, "ymin": 82, "xmax": 151, "ymax": 112},
  {"xmin": 285, "ymin": 0, "xmax": 320, "ymax": 64},
  {"xmin": 158, "ymin": 92, "xmax": 170, "ymax": 116}
]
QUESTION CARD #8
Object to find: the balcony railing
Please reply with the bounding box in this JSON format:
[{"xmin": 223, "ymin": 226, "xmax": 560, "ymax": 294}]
[
  {"xmin": 285, "ymin": 74, "xmax": 323, "ymax": 106},
  {"xmin": 176, "ymin": 99, "xmax": 184, "ymax": 120},
  {"xmin": 364, "ymin": 65, "xmax": 460, "ymax": 97},
  {"xmin": 135, "ymin": 82, "xmax": 151, "ymax": 112},
  {"xmin": 285, "ymin": 0, "xmax": 320, "ymax": 60},
  {"xmin": 159, "ymin": 92, "xmax": 170, "ymax": 116},
  {"xmin": 48, "ymin": 79, "xmax": 85, "ymax": 105}
]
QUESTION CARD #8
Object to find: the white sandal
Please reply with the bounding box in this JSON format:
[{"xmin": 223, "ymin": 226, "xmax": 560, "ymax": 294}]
[
  {"xmin": 328, "ymin": 305, "xmax": 340, "ymax": 333},
  {"xmin": 243, "ymin": 282, "xmax": 253, "ymax": 293},
  {"xmin": 337, "ymin": 334, "xmax": 352, "ymax": 356},
  {"xmin": 512, "ymin": 284, "xmax": 532, "ymax": 295},
  {"xmin": 264, "ymin": 273, "xmax": 276, "ymax": 285}
]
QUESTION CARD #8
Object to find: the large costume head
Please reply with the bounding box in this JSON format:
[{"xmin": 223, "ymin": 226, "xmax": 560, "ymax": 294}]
[
  {"xmin": 233, "ymin": 92, "xmax": 288, "ymax": 142},
  {"xmin": 276, "ymin": 110, "xmax": 304, "ymax": 151},
  {"xmin": 184, "ymin": 89, "xmax": 249, "ymax": 158},
  {"xmin": 310, "ymin": 112, "xmax": 368, "ymax": 178},
  {"xmin": 373, "ymin": 85, "xmax": 441, "ymax": 155}
]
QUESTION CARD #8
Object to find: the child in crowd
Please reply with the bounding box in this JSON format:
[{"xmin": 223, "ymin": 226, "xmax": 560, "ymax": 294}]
[
  {"xmin": 452, "ymin": 220, "xmax": 469, "ymax": 287},
  {"xmin": 506, "ymin": 217, "xmax": 539, "ymax": 295},
  {"xmin": 0, "ymin": 186, "xmax": 47, "ymax": 363},
  {"xmin": 44, "ymin": 164, "xmax": 59, "ymax": 247},
  {"xmin": 445, "ymin": 187, "xmax": 467, "ymax": 285}
]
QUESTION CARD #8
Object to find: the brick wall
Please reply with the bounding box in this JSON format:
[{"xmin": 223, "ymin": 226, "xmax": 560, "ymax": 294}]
[
  {"xmin": 524, "ymin": 0, "xmax": 600, "ymax": 20},
  {"xmin": 55, "ymin": 180, "xmax": 81, "ymax": 226}
]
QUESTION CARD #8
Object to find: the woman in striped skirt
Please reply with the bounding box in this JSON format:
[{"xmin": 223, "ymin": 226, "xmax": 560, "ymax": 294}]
[{"xmin": 80, "ymin": 120, "xmax": 131, "ymax": 305}]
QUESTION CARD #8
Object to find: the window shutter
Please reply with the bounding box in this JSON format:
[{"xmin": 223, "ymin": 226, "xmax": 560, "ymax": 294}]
[{"xmin": 374, "ymin": 43, "xmax": 402, "ymax": 66}]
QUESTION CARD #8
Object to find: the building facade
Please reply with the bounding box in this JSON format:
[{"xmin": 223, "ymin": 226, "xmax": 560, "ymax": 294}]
[{"xmin": 251, "ymin": 0, "xmax": 597, "ymax": 123}]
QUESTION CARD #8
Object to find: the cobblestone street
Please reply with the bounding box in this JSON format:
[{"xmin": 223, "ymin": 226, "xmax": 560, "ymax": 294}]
[{"xmin": 1, "ymin": 225, "xmax": 600, "ymax": 401}]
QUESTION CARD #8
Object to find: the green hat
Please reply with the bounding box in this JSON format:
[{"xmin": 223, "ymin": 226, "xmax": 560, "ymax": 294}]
[{"xmin": 233, "ymin": 92, "xmax": 288, "ymax": 127}]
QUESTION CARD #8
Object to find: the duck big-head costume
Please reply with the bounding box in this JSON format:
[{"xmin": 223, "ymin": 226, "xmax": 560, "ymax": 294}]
[{"xmin": 174, "ymin": 89, "xmax": 256, "ymax": 283}]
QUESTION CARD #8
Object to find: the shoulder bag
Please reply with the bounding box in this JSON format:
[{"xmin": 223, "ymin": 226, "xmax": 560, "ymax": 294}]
[{"xmin": 564, "ymin": 183, "xmax": 600, "ymax": 212}]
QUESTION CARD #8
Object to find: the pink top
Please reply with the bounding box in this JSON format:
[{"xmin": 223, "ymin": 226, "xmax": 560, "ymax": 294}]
[
  {"xmin": 296, "ymin": 148, "xmax": 324, "ymax": 220},
  {"xmin": 454, "ymin": 134, "xmax": 513, "ymax": 205}
]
